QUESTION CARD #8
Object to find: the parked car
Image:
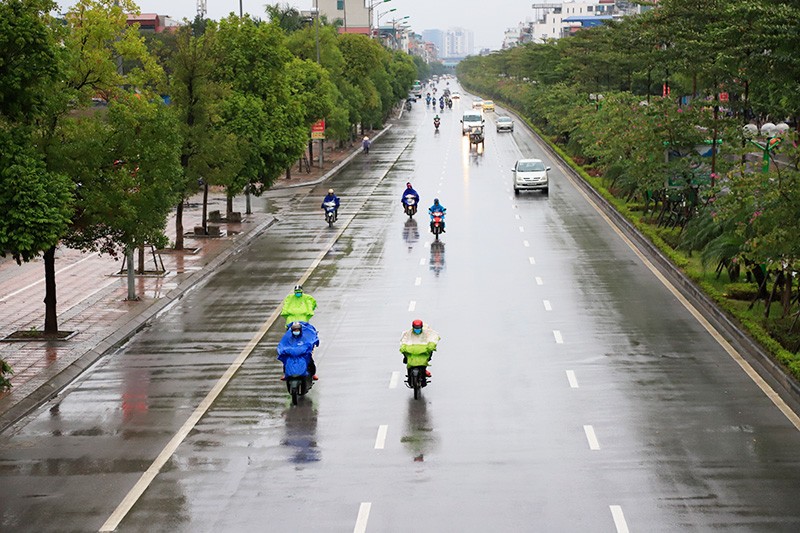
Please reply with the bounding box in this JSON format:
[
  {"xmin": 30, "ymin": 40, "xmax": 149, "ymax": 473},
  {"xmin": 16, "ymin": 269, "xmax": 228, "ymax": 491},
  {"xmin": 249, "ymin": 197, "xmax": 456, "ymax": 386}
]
[
  {"xmin": 482, "ymin": 100, "xmax": 495, "ymax": 112},
  {"xmin": 472, "ymin": 99, "xmax": 483, "ymax": 109},
  {"xmin": 496, "ymin": 116, "xmax": 514, "ymax": 132},
  {"xmin": 513, "ymin": 158, "xmax": 550, "ymax": 195},
  {"xmin": 451, "ymin": 92, "xmax": 461, "ymax": 99}
]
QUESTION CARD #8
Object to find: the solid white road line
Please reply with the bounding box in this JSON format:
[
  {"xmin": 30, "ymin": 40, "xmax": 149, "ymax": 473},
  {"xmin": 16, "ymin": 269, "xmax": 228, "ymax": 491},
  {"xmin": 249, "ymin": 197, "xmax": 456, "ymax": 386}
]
[
  {"xmin": 584, "ymin": 425, "xmax": 600, "ymax": 450},
  {"xmin": 99, "ymin": 195, "xmax": 381, "ymax": 532},
  {"xmin": 354, "ymin": 502, "xmax": 372, "ymax": 533},
  {"xmin": 389, "ymin": 371, "xmax": 401, "ymax": 389},
  {"xmin": 535, "ymin": 277, "xmax": 543, "ymax": 285},
  {"xmin": 528, "ymin": 257, "xmax": 536, "ymax": 265},
  {"xmin": 609, "ymin": 505, "xmax": 629, "ymax": 533},
  {"xmin": 553, "ymin": 330, "xmax": 564, "ymax": 344},
  {"xmin": 415, "ymin": 277, "xmax": 421, "ymax": 286},
  {"xmin": 566, "ymin": 370, "xmax": 579, "ymax": 388},
  {"xmin": 408, "ymin": 301, "xmax": 416, "ymax": 312},
  {"xmin": 543, "ymin": 300, "xmax": 552, "ymax": 311},
  {"xmin": 375, "ymin": 425, "xmax": 388, "ymax": 449},
  {"xmin": 523, "ymin": 240, "xmax": 530, "ymax": 247}
]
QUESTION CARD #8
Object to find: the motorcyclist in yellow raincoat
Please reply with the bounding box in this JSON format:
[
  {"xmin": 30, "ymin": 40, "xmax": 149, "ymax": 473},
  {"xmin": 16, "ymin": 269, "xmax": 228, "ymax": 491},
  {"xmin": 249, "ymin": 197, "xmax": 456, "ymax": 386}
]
[
  {"xmin": 399, "ymin": 319, "xmax": 440, "ymax": 377},
  {"xmin": 281, "ymin": 285, "xmax": 317, "ymax": 328}
]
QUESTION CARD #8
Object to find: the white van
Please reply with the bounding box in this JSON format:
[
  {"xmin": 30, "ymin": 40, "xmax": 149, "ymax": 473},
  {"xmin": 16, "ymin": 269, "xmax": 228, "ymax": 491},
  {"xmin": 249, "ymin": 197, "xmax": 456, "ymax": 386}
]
[{"xmin": 461, "ymin": 110, "xmax": 484, "ymax": 135}]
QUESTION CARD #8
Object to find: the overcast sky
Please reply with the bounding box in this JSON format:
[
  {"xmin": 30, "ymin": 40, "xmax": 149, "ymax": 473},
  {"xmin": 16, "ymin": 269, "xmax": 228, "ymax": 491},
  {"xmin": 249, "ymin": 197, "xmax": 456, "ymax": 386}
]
[{"xmin": 55, "ymin": 0, "xmax": 537, "ymax": 51}]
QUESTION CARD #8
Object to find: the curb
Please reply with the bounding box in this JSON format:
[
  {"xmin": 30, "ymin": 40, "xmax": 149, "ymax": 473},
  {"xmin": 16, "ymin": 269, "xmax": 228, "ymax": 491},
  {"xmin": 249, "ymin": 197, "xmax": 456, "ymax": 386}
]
[{"xmin": 271, "ymin": 124, "xmax": 393, "ymax": 190}]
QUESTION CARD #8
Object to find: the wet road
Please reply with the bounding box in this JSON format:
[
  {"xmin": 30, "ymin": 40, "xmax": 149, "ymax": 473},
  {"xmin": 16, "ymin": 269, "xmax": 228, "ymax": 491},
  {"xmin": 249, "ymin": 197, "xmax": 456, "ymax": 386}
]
[{"xmin": 3, "ymin": 82, "xmax": 800, "ymax": 532}]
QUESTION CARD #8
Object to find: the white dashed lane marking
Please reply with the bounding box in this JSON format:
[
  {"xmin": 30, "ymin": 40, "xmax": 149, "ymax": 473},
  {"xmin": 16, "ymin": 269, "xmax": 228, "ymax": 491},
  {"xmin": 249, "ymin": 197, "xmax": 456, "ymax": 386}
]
[
  {"xmin": 354, "ymin": 503, "xmax": 372, "ymax": 533},
  {"xmin": 553, "ymin": 330, "xmax": 563, "ymax": 344},
  {"xmin": 543, "ymin": 300, "xmax": 552, "ymax": 311},
  {"xmin": 584, "ymin": 425, "xmax": 600, "ymax": 450},
  {"xmin": 408, "ymin": 301, "xmax": 416, "ymax": 312},
  {"xmin": 374, "ymin": 425, "xmax": 388, "ymax": 449},
  {"xmin": 566, "ymin": 370, "xmax": 578, "ymax": 388},
  {"xmin": 610, "ymin": 506, "xmax": 629, "ymax": 533}
]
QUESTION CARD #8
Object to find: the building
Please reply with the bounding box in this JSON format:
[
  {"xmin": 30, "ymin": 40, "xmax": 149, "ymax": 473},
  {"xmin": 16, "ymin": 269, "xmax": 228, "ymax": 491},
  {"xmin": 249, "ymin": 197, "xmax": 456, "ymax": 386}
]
[
  {"xmin": 422, "ymin": 29, "xmax": 444, "ymax": 58},
  {"xmin": 126, "ymin": 13, "xmax": 180, "ymax": 33},
  {"xmin": 505, "ymin": 0, "xmax": 644, "ymax": 45},
  {"xmin": 444, "ymin": 27, "xmax": 474, "ymax": 58},
  {"xmin": 317, "ymin": 0, "xmax": 370, "ymax": 34}
]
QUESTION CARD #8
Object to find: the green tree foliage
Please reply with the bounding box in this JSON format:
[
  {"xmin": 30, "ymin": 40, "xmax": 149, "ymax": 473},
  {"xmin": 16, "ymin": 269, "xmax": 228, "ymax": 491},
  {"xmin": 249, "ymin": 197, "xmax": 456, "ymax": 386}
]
[
  {"xmin": 161, "ymin": 24, "xmax": 240, "ymax": 247},
  {"xmin": 0, "ymin": 128, "xmax": 72, "ymax": 264},
  {"xmin": 60, "ymin": 95, "xmax": 182, "ymax": 256},
  {"xmin": 214, "ymin": 16, "xmax": 306, "ymax": 192}
]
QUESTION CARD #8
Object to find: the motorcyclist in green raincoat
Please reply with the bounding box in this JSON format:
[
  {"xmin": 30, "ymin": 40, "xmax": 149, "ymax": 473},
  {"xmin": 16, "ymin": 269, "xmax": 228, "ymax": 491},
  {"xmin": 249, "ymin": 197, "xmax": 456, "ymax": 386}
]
[
  {"xmin": 399, "ymin": 319, "xmax": 440, "ymax": 377},
  {"xmin": 281, "ymin": 285, "xmax": 317, "ymax": 328}
]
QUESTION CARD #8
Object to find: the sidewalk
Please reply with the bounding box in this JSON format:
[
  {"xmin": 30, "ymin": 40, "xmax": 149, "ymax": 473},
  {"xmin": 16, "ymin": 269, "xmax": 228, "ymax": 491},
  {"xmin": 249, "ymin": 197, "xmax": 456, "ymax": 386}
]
[{"xmin": 0, "ymin": 132, "xmax": 381, "ymax": 432}]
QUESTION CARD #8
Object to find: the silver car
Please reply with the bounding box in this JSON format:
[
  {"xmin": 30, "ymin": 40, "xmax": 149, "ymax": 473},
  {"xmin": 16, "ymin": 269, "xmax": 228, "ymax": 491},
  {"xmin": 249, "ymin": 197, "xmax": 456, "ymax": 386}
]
[
  {"xmin": 513, "ymin": 158, "xmax": 550, "ymax": 195},
  {"xmin": 496, "ymin": 116, "xmax": 514, "ymax": 133}
]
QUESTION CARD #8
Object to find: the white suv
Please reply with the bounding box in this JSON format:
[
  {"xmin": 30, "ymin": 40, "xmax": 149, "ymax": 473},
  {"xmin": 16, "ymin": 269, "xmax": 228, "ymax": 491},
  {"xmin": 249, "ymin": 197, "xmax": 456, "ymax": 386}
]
[{"xmin": 513, "ymin": 158, "xmax": 550, "ymax": 195}]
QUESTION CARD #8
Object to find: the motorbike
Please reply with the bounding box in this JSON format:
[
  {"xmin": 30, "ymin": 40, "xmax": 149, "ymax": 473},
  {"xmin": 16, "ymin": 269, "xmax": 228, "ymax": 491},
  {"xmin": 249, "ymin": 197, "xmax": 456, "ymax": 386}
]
[
  {"xmin": 285, "ymin": 355, "xmax": 314, "ymax": 405},
  {"xmin": 439, "ymin": 100, "xmax": 444, "ymax": 111},
  {"xmin": 426, "ymin": 96, "xmax": 431, "ymax": 106},
  {"xmin": 433, "ymin": 118, "xmax": 440, "ymax": 132},
  {"xmin": 406, "ymin": 366, "xmax": 429, "ymax": 400},
  {"xmin": 405, "ymin": 100, "xmax": 412, "ymax": 111},
  {"xmin": 403, "ymin": 194, "xmax": 418, "ymax": 218},
  {"xmin": 446, "ymin": 98, "xmax": 452, "ymax": 109},
  {"xmin": 430, "ymin": 210, "xmax": 445, "ymax": 240},
  {"xmin": 323, "ymin": 200, "xmax": 337, "ymax": 227}
]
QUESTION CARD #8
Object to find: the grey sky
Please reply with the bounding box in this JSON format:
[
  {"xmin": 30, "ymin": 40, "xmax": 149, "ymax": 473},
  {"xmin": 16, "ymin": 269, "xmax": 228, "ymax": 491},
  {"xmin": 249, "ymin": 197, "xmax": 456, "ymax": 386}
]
[{"xmin": 55, "ymin": 0, "xmax": 536, "ymax": 50}]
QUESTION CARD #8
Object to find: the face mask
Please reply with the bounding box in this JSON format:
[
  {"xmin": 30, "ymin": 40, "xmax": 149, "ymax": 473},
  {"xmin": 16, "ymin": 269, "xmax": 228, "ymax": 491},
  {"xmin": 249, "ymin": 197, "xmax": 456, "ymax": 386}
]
[
  {"xmin": 292, "ymin": 330, "xmax": 301, "ymax": 337},
  {"xmin": 413, "ymin": 328, "xmax": 422, "ymax": 334},
  {"xmin": 295, "ymin": 292, "xmax": 302, "ymax": 297}
]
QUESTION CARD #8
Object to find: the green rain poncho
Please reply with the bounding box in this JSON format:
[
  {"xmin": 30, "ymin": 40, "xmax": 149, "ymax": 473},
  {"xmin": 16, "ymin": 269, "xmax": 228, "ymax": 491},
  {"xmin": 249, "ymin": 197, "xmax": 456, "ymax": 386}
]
[
  {"xmin": 281, "ymin": 292, "xmax": 317, "ymax": 326},
  {"xmin": 399, "ymin": 325, "xmax": 440, "ymax": 368}
]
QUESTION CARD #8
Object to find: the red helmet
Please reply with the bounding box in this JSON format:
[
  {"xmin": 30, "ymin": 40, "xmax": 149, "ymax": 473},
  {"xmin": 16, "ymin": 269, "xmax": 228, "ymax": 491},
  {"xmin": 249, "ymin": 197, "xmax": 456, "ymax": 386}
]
[{"xmin": 412, "ymin": 319, "xmax": 423, "ymax": 329}]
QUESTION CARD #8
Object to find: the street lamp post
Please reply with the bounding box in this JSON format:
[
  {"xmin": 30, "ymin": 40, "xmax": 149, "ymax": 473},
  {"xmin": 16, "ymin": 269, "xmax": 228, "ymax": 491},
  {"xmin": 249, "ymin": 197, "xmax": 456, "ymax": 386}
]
[
  {"xmin": 390, "ymin": 16, "xmax": 409, "ymax": 50},
  {"xmin": 368, "ymin": 0, "xmax": 391, "ymax": 38},
  {"xmin": 376, "ymin": 7, "xmax": 396, "ymax": 36}
]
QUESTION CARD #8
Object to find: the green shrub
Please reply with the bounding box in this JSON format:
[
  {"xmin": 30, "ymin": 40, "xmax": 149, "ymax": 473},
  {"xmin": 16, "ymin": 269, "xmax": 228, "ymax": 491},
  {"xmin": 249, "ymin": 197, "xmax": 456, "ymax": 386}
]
[{"xmin": 0, "ymin": 359, "xmax": 12, "ymax": 391}]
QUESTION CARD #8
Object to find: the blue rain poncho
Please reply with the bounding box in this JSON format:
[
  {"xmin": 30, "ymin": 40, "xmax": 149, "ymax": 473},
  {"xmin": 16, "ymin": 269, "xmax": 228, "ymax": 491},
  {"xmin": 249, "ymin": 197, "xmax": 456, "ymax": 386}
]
[{"xmin": 277, "ymin": 322, "xmax": 319, "ymax": 376}]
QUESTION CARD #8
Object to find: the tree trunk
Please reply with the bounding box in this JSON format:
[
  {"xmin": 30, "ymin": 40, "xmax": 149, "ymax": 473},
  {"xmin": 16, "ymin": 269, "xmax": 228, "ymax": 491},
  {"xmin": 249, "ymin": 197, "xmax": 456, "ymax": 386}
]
[
  {"xmin": 202, "ymin": 182, "xmax": 209, "ymax": 234},
  {"xmin": 175, "ymin": 200, "xmax": 184, "ymax": 250},
  {"xmin": 226, "ymin": 194, "xmax": 233, "ymax": 214},
  {"xmin": 782, "ymin": 266, "xmax": 793, "ymax": 318},
  {"xmin": 43, "ymin": 246, "xmax": 58, "ymax": 333},
  {"xmin": 138, "ymin": 243, "xmax": 145, "ymax": 274}
]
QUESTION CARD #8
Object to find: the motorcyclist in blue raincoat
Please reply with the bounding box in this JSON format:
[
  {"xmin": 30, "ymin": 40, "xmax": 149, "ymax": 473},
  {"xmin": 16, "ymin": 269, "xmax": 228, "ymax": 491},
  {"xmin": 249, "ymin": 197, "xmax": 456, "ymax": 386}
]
[
  {"xmin": 321, "ymin": 188, "xmax": 340, "ymax": 220},
  {"xmin": 402, "ymin": 182, "xmax": 420, "ymax": 207},
  {"xmin": 277, "ymin": 321, "xmax": 320, "ymax": 380},
  {"xmin": 428, "ymin": 198, "xmax": 446, "ymax": 232}
]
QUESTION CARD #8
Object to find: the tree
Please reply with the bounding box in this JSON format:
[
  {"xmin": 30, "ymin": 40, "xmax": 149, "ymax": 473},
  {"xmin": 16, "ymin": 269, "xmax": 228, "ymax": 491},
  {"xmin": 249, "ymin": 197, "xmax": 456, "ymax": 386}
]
[
  {"xmin": 60, "ymin": 96, "xmax": 183, "ymax": 261},
  {"xmin": 164, "ymin": 24, "xmax": 240, "ymax": 246},
  {"xmin": 0, "ymin": 0, "xmax": 74, "ymax": 336},
  {"xmin": 214, "ymin": 16, "xmax": 307, "ymax": 198}
]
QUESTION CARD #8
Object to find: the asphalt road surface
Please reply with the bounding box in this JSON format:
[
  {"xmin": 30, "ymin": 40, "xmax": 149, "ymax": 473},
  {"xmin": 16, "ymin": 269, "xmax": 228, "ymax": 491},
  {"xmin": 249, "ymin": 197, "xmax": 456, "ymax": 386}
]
[{"xmin": 2, "ymin": 81, "xmax": 800, "ymax": 533}]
